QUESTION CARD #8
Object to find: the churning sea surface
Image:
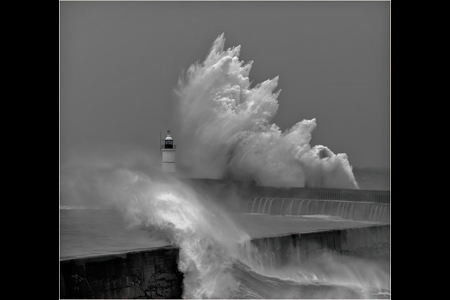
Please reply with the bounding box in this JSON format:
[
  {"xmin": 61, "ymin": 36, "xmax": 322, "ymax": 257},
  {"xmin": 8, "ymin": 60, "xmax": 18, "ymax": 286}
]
[
  {"xmin": 60, "ymin": 209, "xmax": 390, "ymax": 299},
  {"xmin": 60, "ymin": 168, "xmax": 390, "ymax": 298},
  {"xmin": 59, "ymin": 209, "xmax": 386, "ymax": 260}
]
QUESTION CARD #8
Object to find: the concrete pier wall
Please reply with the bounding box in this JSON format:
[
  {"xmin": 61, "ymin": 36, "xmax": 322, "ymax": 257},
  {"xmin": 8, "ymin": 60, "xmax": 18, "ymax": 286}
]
[
  {"xmin": 244, "ymin": 185, "xmax": 390, "ymax": 204},
  {"xmin": 251, "ymin": 224, "xmax": 390, "ymax": 264},
  {"xmin": 60, "ymin": 246, "xmax": 183, "ymax": 299},
  {"xmin": 60, "ymin": 225, "xmax": 389, "ymax": 299},
  {"xmin": 181, "ymin": 179, "xmax": 390, "ymax": 206}
]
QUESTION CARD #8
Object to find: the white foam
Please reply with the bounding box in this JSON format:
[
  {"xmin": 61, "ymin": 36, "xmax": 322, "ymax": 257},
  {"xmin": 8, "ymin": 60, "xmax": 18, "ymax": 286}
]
[{"xmin": 175, "ymin": 34, "xmax": 358, "ymax": 189}]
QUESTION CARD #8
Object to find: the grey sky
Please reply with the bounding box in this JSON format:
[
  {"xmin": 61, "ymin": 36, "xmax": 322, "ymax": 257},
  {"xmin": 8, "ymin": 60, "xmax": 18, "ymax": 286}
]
[{"xmin": 60, "ymin": 1, "xmax": 390, "ymax": 169}]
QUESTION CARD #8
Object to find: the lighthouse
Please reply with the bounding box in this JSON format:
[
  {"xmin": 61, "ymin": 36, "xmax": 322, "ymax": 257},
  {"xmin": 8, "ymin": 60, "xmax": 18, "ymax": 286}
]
[{"xmin": 161, "ymin": 130, "xmax": 176, "ymax": 173}]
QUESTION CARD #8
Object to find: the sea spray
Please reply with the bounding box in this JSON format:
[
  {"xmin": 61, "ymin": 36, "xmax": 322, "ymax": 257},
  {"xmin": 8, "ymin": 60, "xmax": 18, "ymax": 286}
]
[
  {"xmin": 111, "ymin": 171, "xmax": 388, "ymax": 298},
  {"xmin": 61, "ymin": 156, "xmax": 389, "ymax": 298},
  {"xmin": 175, "ymin": 33, "xmax": 359, "ymax": 189},
  {"xmin": 101, "ymin": 168, "xmax": 252, "ymax": 298}
]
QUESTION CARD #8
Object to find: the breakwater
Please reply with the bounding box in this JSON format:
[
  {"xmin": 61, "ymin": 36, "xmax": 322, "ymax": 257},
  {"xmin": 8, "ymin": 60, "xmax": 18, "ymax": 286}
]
[
  {"xmin": 248, "ymin": 197, "xmax": 390, "ymax": 223},
  {"xmin": 60, "ymin": 246, "xmax": 183, "ymax": 299},
  {"xmin": 251, "ymin": 224, "xmax": 390, "ymax": 264},
  {"xmin": 181, "ymin": 179, "xmax": 390, "ymax": 207},
  {"xmin": 60, "ymin": 180, "xmax": 390, "ymax": 298},
  {"xmin": 182, "ymin": 179, "xmax": 390, "ymax": 222},
  {"xmin": 245, "ymin": 185, "xmax": 390, "ymax": 204},
  {"xmin": 60, "ymin": 224, "xmax": 389, "ymax": 299}
]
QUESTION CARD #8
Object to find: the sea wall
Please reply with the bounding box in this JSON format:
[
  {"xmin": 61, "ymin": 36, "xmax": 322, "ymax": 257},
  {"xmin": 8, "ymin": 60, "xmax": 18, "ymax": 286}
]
[
  {"xmin": 246, "ymin": 186, "xmax": 390, "ymax": 204},
  {"xmin": 60, "ymin": 225, "xmax": 389, "ymax": 299},
  {"xmin": 60, "ymin": 246, "xmax": 183, "ymax": 299},
  {"xmin": 181, "ymin": 179, "xmax": 391, "ymax": 206},
  {"xmin": 247, "ymin": 197, "xmax": 390, "ymax": 223},
  {"xmin": 251, "ymin": 224, "xmax": 390, "ymax": 265}
]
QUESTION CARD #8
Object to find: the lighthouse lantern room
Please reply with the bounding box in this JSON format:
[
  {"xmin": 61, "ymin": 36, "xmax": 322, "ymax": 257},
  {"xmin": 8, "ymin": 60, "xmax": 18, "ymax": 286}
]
[{"xmin": 161, "ymin": 130, "xmax": 176, "ymax": 173}]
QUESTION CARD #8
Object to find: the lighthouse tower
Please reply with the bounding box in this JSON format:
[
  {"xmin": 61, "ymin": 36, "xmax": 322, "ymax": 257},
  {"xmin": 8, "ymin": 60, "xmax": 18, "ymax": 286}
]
[{"xmin": 161, "ymin": 130, "xmax": 176, "ymax": 173}]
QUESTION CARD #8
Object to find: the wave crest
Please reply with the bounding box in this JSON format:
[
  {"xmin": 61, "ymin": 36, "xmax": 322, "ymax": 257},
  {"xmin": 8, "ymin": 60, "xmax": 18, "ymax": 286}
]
[{"xmin": 175, "ymin": 34, "xmax": 358, "ymax": 189}]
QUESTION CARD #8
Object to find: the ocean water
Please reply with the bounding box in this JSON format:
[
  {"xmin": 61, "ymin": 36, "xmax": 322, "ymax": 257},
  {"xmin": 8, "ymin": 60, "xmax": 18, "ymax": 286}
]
[
  {"xmin": 59, "ymin": 207, "xmax": 170, "ymax": 260},
  {"xmin": 174, "ymin": 34, "xmax": 360, "ymax": 189},
  {"xmin": 60, "ymin": 209, "xmax": 390, "ymax": 299},
  {"xmin": 60, "ymin": 32, "xmax": 390, "ymax": 298},
  {"xmin": 59, "ymin": 168, "xmax": 390, "ymax": 299},
  {"xmin": 59, "ymin": 208, "xmax": 384, "ymax": 260}
]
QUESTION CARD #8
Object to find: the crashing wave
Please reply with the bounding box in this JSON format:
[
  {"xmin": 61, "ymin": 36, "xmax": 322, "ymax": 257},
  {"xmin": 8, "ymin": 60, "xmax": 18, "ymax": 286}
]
[{"xmin": 175, "ymin": 34, "xmax": 358, "ymax": 189}]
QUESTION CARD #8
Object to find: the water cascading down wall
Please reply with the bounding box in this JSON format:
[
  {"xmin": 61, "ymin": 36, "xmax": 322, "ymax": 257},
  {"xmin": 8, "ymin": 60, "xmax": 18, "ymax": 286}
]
[
  {"xmin": 249, "ymin": 197, "xmax": 390, "ymax": 223},
  {"xmin": 239, "ymin": 183, "xmax": 390, "ymax": 223}
]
